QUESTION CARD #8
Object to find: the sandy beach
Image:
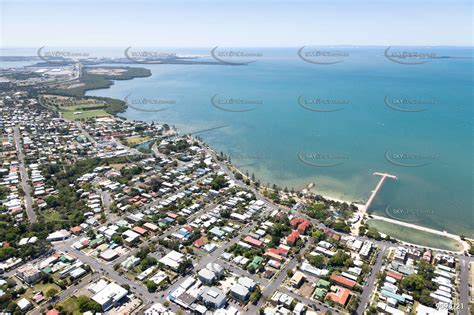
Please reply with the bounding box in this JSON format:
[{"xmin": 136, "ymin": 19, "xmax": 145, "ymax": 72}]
[{"xmin": 369, "ymin": 214, "xmax": 470, "ymax": 253}]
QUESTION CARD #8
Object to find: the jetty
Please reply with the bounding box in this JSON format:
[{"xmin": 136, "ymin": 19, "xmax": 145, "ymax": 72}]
[
  {"xmin": 352, "ymin": 172, "xmax": 397, "ymax": 234},
  {"xmin": 364, "ymin": 172, "xmax": 398, "ymax": 211}
]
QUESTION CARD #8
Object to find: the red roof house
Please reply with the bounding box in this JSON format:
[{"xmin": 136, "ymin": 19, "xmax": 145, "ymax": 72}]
[
  {"xmin": 132, "ymin": 226, "xmax": 147, "ymax": 235},
  {"xmin": 265, "ymin": 249, "xmax": 285, "ymax": 262},
  {"xmin": 194, "ymin": 239, "xmax": 204, "ymax": 248},
  {"xmin": 286, "ymin": 230, "xmax": 300, "ymax": 246},
  {"xmin": 387, "ymin": 271, "xmax": 403, "ymax": 281},
  {"xmin": 166, "ymin": 212, "xmax": 178, "ymax": 219},
  {"xmin": 277, "ymin": 246, "xmax": 289, "ymax": 257},
  {"xmin": 330, "ymin": 274, "xmax": 356, "ymax": 289},
  {"xmin": 244, "ymin": 236, "xmax": 263, "ymax": 248},
  {"xmin": 290, "ymin": 218, "xmax": 311, "ymax": 234},
  {"xmin": 326, "ymin": 287, "xmax": 350, "ymax": 306}
]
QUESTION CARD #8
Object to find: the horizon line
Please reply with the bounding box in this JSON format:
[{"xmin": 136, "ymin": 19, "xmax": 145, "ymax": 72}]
[{"xmin": 1, "ymin": 45, "xmax": 474, "ymax": 49}]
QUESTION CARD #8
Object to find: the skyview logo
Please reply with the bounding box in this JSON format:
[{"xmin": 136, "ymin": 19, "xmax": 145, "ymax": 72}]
[
  {"xmin": 298, "ymin": 47, "xmax": 349, "ymax": 64},
  {"xmin": 297, "ymin": 151, "xmax": 349, "ymax": 168}
]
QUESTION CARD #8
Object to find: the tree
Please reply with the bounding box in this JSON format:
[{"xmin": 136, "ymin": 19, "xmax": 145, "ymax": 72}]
[
  {"xmin": 77, "ymin": 295, "xmax": 102, "ymax": 313},
  {"xmin": 140, "ymin": 256, "xmax": 158, "ymax": 271},
  {"xmin": 111, "ymin": 234, "xmax": 123, "ymax": 245},
  {"xmin": 146, "ymin": 280, "xmax": 158, "ymax": 292},
  {"xmin": 177, "ymin": 259, "xmax": 193, "ymax": 275},
  {"xmin": 329, "ymin": 250, "xmax": 351, "ymax": 267},
  {"xmin": 366, "ymin": 227, "xmax": 382, "ymax": 240},
  {"xmin": 211, "ymin": 175, "xmax": 228, "ymax": 190},
  {"xmin": 308, "ymin": 254, "xmax": 325, "ymax": 268},
  {"xmin": 86, "ymin": 229, "xmax": 96, "ymax": 239},
  {"xmin": 401, "ymin": 274, "xmax": 425, "ymax": 292},
  {"xmin": 250, "ymin": 285, "xmax": 262, "ymax": 304},
  {"xmin": 46, "ymin": 288, "xmax": 58, "ymax": 299},
  {"xmin": 176, "ymin": 216, "xmax": 187, "ymax": 225},
  {"xmin": 311, "ymin": 229, "xmax": 324, "ymax": 242},
  {"xmin": 307, "ymin": 203, "xmax": 329, "ymax": 220}
]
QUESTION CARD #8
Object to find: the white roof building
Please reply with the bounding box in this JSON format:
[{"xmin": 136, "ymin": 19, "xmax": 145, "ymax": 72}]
[
  {"xmin": 92, "ymin": 282, "xmax": 128, "ymax": 311},
  {"xmin": 159, "ymin": 250, "xmax": 184, "ymax": 270},
  {"xmin": 17, "ymin": 298, "xmax": 31, "ymax": 311}
]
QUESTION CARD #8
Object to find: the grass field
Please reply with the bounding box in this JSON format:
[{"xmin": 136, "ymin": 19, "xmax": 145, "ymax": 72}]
[
  {"xmin": 21, "ymin": 282, "xmax": 61, "ymax": 306},
  {"xmin": 63, "ymin": 109, "xmax": 110, "ymax": 120},
  {"xmin": 58, "ymin": 296, "xmax": 82, "ymax": 315},
  {"xmin": 58, "ymin": 103, "xmax": 107, "ymax": 111},
  {"xmin": 43, "ymin": 210, "xmax": 64, "ymax": 223},
  {"xmin": 110, "ymin": 163, "xmax": 127, "ymax": 170},
  {"xmin": 41, "ymin": 95, "xmax": 110, "ymax": 121},
  {"xmin": 25, "ymin": 282, "xmax": 61, "ymax": 298},
  {"xmin": 124, "ymin": 136, "xmax": 151, "ymax": 146},
  {"xmin": 43, "ymin": 210, "xmax": 78, "ymax": 224}
]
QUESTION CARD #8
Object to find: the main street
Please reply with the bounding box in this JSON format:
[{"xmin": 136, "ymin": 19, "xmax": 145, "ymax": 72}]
[
  {"xmin": 13, "ymin": 126, "xmax": 37, "ymax": 223},
  {"xmin": 458, "ymin": 256, "xmax": 470, "ymax": 315},
  {"xmin": 356, "ymin": 245, "xmax": 388, "ymax": 314}
]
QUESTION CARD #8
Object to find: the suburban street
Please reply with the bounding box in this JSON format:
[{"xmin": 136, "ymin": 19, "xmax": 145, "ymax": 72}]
[
  {"xmin": 356, "ymin": 245, "xmax": 388, "ymax": 314},
  {"xmin": 13, "ymin": 126, "xmax": 37, "ymax": 223},
  {"xmin": 458, "ymin": 256, "xmax": 470, "ymax": 315}
]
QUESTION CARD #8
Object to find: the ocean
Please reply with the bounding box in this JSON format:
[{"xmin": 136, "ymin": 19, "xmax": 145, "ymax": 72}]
[{"xmin": 2, "ymin": 47, "xmax": 473, "ymax": 237}]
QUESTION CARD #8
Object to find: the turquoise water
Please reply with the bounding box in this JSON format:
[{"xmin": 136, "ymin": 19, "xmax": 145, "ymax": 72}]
[
  {"xmin": 60, "ymin": 47, "xmax": 473, "ymax": 236},
  {"xmin": 367, "ymin": 220, "xmax": 462, "ymax": 251}
]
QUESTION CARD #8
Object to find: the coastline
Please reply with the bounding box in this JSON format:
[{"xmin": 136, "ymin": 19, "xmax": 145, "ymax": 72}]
[
  {"xmin": 69, "ymin": 63, "xmax": 470, "ymax": 253},
  {"xmin": 217, "ymin": 145, "xmax": 469, "ymax": 253},
  {"xmin": 367, "ymin": 217, "xmax": 470, "ymax": 253}
]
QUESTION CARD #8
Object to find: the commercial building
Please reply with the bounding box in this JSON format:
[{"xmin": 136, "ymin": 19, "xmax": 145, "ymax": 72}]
[
  {"xmin": 16, "ymin": 264, "xmax": 41, "ymax": 284},
  {"xmin": 230, "ymin": 283, "xmax": 250, "ymax": 302},
  {"xmin": 199, "ymin": 286, "xmax": 227, "ymax": 309},
  {"xmin": 198, "ymin": 268, "xmax": 217, "ymax": 285},
  {"xmin": 91, "ymin": 282, "xmax": 128, "ymax": 311}
]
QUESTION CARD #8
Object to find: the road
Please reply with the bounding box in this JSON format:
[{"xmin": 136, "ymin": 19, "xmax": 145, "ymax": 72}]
[
  {"xmin": 250, "ymin": 239, "xmax": 313, "ymax": 314},
  {"xmin": 457, "ymin": 256, "xmax": 470, "ymax": 315},
  {"xmin": 279, "ymin": 287, "xmax": 340, "ymax": 314},
  {"xmin": 99, "ymin": 189, "xmax": 118, "ymax": 223},
  {"xmin": 356, "ymin": 245, "xmax": 388, "ymax": 314},
  {"xmin": 13, "ymin": 127, "xmax": 37, "ymax": 223},
  {"xmin": 30, "ymin": 272, "xmax": 102, "ymax": 315},
  {"xmin": 75, "ymin": 122, "xmax": 97, "ymax": 145},
  {"xmin": 53, "ymin": 242, "xmax": 156, "ymax": 305}
]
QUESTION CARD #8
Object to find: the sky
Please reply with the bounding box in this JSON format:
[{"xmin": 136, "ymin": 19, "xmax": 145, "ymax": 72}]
[{"xmin": 0, "ymin": 0, "xmax": 472, "ymax": 48}]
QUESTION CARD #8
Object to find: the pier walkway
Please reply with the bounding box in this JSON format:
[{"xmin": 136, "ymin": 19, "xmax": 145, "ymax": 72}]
[{"xmin": 353, "ymin": 172, "xmax": 397, "ymax": 234}]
